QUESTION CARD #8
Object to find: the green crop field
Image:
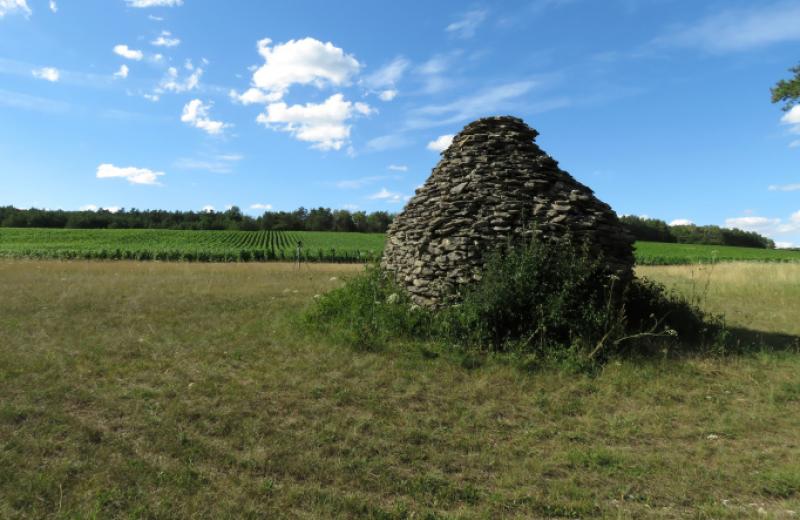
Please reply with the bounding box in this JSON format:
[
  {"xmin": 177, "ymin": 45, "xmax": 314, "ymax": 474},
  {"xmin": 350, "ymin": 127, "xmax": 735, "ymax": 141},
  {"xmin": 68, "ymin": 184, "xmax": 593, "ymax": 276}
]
[
  {"xmin": 0, "ymin": 228, "xmax": 386, "ymax": 263},
  {"xmin": 3, "ymin": 228, "xmax": 800, "ymax": 265},
  {"xmin": 634, "ymin": 241, "xmax": 800, "ymax": 264}
]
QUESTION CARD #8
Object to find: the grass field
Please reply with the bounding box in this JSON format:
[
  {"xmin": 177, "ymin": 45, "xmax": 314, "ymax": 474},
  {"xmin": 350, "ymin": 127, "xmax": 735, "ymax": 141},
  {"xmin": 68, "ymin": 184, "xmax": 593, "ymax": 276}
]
[
  {"xmin": 1, "ymin": 259, "xmax": 799, "ymax": 518},
  {"xmin": 4, "ymin": 227, "xmax": 800, "ymax": 265}
]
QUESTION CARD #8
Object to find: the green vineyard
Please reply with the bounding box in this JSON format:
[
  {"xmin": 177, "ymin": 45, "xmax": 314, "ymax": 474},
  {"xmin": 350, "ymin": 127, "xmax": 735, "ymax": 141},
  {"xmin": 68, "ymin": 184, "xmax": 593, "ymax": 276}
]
[
  {"xmin": 0, "ymin": 228, "xmax": 386, "ymax": 263},
  {"xmin": 3, "ymin": 228, "xmax": 800, "ymax": 264}
]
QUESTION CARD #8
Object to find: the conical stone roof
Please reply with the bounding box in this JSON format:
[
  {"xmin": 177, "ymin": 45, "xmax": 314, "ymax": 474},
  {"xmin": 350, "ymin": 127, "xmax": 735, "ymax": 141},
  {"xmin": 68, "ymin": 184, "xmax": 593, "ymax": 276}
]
[{"xmin": 381, "ymin": 115, "xmax": 635, "ymax": 307}]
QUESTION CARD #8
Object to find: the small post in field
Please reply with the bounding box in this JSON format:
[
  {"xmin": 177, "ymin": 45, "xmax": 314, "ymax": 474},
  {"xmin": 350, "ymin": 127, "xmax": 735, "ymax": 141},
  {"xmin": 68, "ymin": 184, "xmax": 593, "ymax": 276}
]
[{"xmin": 296, "ymin": 240, "xmax": 303, "ymax": 269}]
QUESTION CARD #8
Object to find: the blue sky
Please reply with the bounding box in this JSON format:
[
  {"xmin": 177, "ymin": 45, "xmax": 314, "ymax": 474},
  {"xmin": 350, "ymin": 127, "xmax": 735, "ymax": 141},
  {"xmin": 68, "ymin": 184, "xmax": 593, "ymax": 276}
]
[{"xmin": 1, "ymin": 0, "xmax": 800, "ymax": 245}]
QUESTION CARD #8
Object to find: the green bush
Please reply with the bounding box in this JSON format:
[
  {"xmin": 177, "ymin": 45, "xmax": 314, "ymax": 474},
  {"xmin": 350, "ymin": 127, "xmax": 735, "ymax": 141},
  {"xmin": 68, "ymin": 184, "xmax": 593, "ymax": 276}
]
[{"xmin": 307, "ymin": 238, "xmax": 723, "ymax": 367}]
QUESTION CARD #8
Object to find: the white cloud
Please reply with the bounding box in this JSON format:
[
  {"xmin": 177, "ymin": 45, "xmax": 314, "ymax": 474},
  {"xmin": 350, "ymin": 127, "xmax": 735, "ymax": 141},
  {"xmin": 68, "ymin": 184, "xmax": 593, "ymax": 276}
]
[
  {"xmin": 669, "ymin": 219, "xmax": 694, "ymax": 226},
  {"xmin": 174, "ymin": 154, "xmax": 241, "ymax": 173},
  {"xmin": 158, "ymin": 65, "xmax": 202, "ymax": 93},
  {"xmin": 427, "ymin": 134, "xmax": 453, "ymax": 152},
  {"xmin": 775, "ymin": 241, "xmax": 795, "ymax": 249},
  {"xmin": 148, "ymin": 14, "xmax": 163, "ymax": 21},
  {"xmin": 248, "ymin": 37, "xmax": 361, "ymax": 100},
  {"xmin": 655, "ymin": 2, "xmax": 800, "ymax": 52},
  {"xmin": 80, "ymin": 204, "xmax": 120, "ymax": 213},
  {"xmin": 415, "ymin": 54, "xmax": 453, "ymax": 95},
  {"xmin": 0, "ymin": 0, "xmax": 31, "ymax": 18},
  {"xmin": 363, "ymin": 57, "xmax": 409, "ymax": 100},
  {"xmin": 725, "ymin": 211, "xmax": 800, "ymax": 237},
  {"xmin": 768, "ymin": 183, "xmax": 800, "ymax": 192},
  {"xmin": 201, "ymin": 205, "xmax": 215, "ymax": 212},
  {"xmin": 113, "ymin": 64, "xmax": 129, "ymax": 79},
  {"xmin": 342, "ymin": 204, "xmax": 359, "ymax": 211},
  {"xmin": 250, "ymin": 203, "xmax": 273, "ymax": 210},
  {"xmin": 48, "ymin": 0, "xmax": 56, "ymax": 13},
  {"xmin": 31, "ymin": 67, "xmax": 59, "ymax": 82},
  {"xmin": 388, "ymin": 164, "xmax": 408, "ymax": 172},
  {"xmin": 125, "ymin": 0, "xmax": 182, "ymax": 7},
  {"xmin": 229, "ymin": 87, "xmax": 282, "ymax": 105},
  {"xmin": 782, "ymin": 105, "xmax": 800, "ymax": 125},
  {"xmin": 151, "ymin": 30, "xmax": 180, "ymax": 47},
  {"xmin": 724, "ymin": 216, "xmax": 780, "ymax": 230},
  {"xmin": 368, "ymin": 188, "xmax": 406, "ymax": 203},
  {"xmin": 781, "ymin": 105, "xmax": 800, "ymax": 143},
  {"xmin": 446, "ymin": 9, "xmax": 488, "ymax": 38},
  {"xmin": 143, "ymin": 93, "xmax": 160, "ymax": 102},
  {"xmin": 96, "ymin": 163, "xmax": 164, "ymax": 185},
  {"xmin": 336, "ymin": 175, "xmax": 387, "ymax": 189},
  {"xmin": 113, "ymin": 44, "xmax": 143, "ymax": 61},
  {"xmin": 181, "ymin": 99, "xmax": 228, "ymax": 135},
  {"xmin": 408, "ymin": 80, "xmax": 552, "ymax": 128},
  {"xmin": 365, "ymin": 133, "xmax": 411, "ymax": 152},
  {"xmin": 257, "ymin": 93, "xmax": 373, "ymax": 151}
]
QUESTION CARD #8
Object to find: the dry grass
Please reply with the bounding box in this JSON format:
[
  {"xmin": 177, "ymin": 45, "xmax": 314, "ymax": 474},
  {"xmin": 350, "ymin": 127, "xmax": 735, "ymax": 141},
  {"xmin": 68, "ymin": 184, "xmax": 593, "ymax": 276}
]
[
  {"xmin": 1, "ymin": 260, "xmax": 799, "ymax": 518},
  {"xmin": 638, "ymin": 263, "xmax": 800, "ymax": 336}
]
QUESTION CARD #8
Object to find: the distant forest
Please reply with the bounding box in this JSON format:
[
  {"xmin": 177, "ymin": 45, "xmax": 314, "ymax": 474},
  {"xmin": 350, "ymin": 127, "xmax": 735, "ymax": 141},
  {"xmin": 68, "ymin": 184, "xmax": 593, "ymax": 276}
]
[
  {"xmin": 0, "ymin": 206, "xmax": 777, "ymax": 249},
  {"xmin": 0, "ymin": 206, "xmax": 394, "ymax": 233},
  {"xmin": 620, "ymin": 215, "xmax": 775, "ymax": 249}
]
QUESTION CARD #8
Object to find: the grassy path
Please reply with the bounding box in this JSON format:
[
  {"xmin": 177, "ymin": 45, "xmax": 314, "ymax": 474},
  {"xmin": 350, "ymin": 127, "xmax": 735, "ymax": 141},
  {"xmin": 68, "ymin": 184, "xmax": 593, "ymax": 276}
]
[{"xmin": 1, "ymin": 261, "xmax": 799, "ymax": 518}]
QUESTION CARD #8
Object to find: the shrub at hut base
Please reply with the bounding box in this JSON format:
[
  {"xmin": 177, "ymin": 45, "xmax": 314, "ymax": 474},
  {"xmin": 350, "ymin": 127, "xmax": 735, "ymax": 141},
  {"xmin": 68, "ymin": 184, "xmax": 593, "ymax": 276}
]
[{"xmin": 307, "ymin": 238, "xmax": 723, "ymax": 369}]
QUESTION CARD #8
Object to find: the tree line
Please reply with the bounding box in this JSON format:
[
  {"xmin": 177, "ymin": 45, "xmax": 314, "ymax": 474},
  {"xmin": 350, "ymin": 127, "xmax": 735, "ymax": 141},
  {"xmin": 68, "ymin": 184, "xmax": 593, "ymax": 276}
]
[
  {"xmin": 620, "ymin": 215, "xmax": 775, "ymax": 249},
  {"xmin": 0, "ymin": 206, "xmax": 395, "ymax": 233}
]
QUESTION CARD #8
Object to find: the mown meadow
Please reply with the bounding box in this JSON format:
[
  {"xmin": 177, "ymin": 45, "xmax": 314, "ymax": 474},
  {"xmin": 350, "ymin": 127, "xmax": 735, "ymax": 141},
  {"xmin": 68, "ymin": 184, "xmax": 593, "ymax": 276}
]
[{"xmin": 1, "ymin": 259, "xmax": 799, "ymax": 518}]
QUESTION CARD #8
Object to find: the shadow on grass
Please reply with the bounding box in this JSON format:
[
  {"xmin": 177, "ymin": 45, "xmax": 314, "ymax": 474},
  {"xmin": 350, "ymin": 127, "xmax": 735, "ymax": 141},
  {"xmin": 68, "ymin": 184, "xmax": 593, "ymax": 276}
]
[{"xmin": 726, "ymin": 327, "xmax": 800, "ymax": 353}]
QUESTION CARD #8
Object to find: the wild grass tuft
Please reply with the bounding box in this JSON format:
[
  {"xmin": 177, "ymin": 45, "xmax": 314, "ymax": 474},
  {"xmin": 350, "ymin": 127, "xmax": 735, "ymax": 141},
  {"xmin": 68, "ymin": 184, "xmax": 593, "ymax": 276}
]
[{"xmin": 307, "ymin": 238, "xmax": 724, "ymax": 369}]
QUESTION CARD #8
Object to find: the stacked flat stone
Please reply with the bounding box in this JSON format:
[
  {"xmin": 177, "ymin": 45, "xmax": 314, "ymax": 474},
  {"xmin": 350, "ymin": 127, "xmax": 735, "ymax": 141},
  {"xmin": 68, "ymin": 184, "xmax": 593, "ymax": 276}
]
[{"xmin": 381, "ymin": 115, "xmax": 635, "ymax": 307}]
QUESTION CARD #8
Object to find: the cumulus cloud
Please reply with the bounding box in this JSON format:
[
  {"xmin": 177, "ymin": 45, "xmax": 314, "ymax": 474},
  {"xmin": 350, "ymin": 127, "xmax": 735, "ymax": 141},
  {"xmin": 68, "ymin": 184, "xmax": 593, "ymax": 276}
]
[
  {"xmin": 31, "ymin": 67, "xmax": 59, "ymax": 82},
  {"xmin": 256, "ymin": 93, "xmax": 373, "ymax": 151},
  {"xmin": 669, "ymin": 219, "xmax": 694, "ymax": 226},
  {"xmin": 113, "ymin": 44, "xmax": 143, "ymax": 61},
  {"xmin": 378, "ymin": 90, "xmax": 397, "ymax": 101},
  {"xmin": 158, "ymin": 65, "xmax": 202, "ymax": 93},
  {"xmin": 250, "ymin": 203, "xmax": 273, "ymax": 210},
  {"xmin": 247, "ymin": 37, "xmax": 361, "ymax": 101},
  {"xmin": 446, "ymin": 9, "xmax": 488, "ymax": 38},
  {"xmin": 113, "ymin": 64, "xmax": 129, "ymax": 79},
  {"xmin": 777, "ymin": 105, "xmax": 800, "ymax": 146},
  {"xmin": 202, "ymin": 205, "xmax": 215, "ymax": 212},
  {"xmin": 48, "ymin": 0, "xmax": 56, "ymax": 13},
  {"xmin": 655, "ymin": 2, "xmax": 800, "ymax": 52},
  {"xmin": 125, "ymin": 0, "xmax": 182, "ymax": 7},
  {"xmin": 181, "ymin": 99, "xmax": 228, "ymax": 135},
  {"xmin": 369, "ymin": 188, "xmax": 408, "ymax": 204},
  {"xmin": 229, "ymin": 87, "xmax": 282, "ymax": 105},
  {"xmin": 96, "ymin": 163, "xmax": 164, "ymax": 185},
  {"xmin": 426, "ymin": 134, "xmax": 453, "ymax": 152},
  {"xmin": 152, "ymin": 30, "xmax": 180, "ymax": 47},
  {"xmin": 0, "ymin": 0, "xmax": 31, "ymax": 18},
  {"xmin": 725, "ymin": 211, "xmax": 800, "ymax": 237},
  {"xmin": 388, "ymin": 164, "xmax": 408, "ymax": 172}
]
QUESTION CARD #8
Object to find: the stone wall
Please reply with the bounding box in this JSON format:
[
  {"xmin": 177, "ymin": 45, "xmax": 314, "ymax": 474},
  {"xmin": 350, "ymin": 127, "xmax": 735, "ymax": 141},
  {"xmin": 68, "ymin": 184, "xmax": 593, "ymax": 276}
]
[{"xmin": 381, "ymin": 116, "xmax": 635, "ymax": 307}]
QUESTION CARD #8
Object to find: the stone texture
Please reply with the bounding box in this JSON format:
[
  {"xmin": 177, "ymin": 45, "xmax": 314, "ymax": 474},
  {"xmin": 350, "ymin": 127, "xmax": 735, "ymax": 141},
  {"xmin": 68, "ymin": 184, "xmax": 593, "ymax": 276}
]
[{"xmin": 381, "ymin": 115, "xmax": 634, "ymax": 307}]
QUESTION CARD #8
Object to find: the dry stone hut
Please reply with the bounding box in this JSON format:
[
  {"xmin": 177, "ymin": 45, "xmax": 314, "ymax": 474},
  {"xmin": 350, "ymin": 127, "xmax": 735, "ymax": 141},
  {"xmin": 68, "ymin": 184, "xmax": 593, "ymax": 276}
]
[{"xmin": 381, "ymin": 115, "xmax": 635, "ymax": 307}]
